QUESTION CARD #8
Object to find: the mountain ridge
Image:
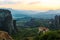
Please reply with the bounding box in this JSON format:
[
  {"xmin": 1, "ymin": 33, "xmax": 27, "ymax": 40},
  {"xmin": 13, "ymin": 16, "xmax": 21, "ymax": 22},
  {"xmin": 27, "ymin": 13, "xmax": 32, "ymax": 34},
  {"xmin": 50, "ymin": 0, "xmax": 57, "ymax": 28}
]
[{"xmin": 0, "ymin": 8, "xmax": 60, "ymax": 19}]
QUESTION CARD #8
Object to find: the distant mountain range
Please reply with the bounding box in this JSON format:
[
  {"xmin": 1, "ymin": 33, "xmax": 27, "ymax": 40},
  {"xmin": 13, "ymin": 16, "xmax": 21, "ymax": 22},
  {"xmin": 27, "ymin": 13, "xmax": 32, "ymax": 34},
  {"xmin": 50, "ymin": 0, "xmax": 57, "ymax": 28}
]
[
  {"xmin": 10, "ymin": 9, "xmax": 60, "ymax": 19},
  {"xmin": 1, "ymin": 8, "xmax": 60, "ymax": 19}
]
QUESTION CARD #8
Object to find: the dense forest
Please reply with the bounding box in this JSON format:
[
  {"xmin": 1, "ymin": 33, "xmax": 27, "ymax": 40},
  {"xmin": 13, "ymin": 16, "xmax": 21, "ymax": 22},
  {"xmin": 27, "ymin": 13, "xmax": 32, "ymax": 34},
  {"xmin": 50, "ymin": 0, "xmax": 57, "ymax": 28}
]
[
  {"xmin": 11, "ymin": 17, "xmax": 60, "ymax": 40},
  {"xmin": 0, "ymin": 9, "xmax": 60, "ymax": 40}
]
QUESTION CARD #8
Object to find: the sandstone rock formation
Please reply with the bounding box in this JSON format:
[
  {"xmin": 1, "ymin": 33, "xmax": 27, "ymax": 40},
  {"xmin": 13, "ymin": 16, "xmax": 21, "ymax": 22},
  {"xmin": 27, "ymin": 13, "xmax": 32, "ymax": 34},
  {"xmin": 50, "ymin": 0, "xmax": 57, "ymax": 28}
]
[{"xmin": 0, "ymin": 31, "xmax": 14, "ymax": 40}]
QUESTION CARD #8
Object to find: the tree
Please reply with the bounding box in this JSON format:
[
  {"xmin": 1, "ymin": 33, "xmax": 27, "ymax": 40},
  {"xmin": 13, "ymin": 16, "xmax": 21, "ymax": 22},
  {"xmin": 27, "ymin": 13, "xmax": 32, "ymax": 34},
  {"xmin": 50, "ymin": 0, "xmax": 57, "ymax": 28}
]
[{"xmin": 34, "ymin": 31, "xmax": 60, "ymax": 40}]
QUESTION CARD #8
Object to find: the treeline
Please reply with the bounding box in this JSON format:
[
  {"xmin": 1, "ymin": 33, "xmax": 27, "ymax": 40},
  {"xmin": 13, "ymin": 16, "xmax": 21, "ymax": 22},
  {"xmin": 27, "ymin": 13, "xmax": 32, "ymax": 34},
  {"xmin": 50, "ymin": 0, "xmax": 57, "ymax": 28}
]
[
  {"xmin": 12, "ymin": 28, "xmax": 60, "ymax": 40},
  {"xmin": 17, "ymin": 18, "xmax": 51, "ymax": 28},
  {"xmin": 12, "ymin": 27, "xmax": 38, "ymax": 40},
  {"xmin": 34, "ymin": 30, "xmax": 60, "ymax": 40}
]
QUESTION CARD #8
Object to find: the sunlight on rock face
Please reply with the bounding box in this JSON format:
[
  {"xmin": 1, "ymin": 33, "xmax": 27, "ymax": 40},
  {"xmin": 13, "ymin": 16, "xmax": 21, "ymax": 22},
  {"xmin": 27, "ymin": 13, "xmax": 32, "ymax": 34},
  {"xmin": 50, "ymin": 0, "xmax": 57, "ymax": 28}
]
[{"xmin": 0, "ymin": 31, "xmax": 14, "ymax": 40}]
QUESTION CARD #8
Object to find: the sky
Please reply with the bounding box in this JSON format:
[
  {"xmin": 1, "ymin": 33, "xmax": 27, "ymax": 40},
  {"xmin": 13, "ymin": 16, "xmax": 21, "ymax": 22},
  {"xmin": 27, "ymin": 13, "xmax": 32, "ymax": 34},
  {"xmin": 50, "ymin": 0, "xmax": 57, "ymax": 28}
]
[{"xmin": 0, "ymin": 0, "xmax": 60, "ymax": 10}]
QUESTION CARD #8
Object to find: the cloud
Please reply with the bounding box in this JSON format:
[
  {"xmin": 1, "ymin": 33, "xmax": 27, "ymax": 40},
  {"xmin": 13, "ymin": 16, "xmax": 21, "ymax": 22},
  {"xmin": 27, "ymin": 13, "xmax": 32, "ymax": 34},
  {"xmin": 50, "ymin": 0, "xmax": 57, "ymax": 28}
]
[
  {"xmin": 0, "ymin": 0, "xmax": 60, "ymax": 10},
  {"xmin": 28, "ymin": 1, "xmax": 40, "ymax": 4},
  {"xmin": 0, "ymin": 0, "xmax": 40, "ymax": 4},
  {"xmin": 0, "ymin": 2, "xmax": 60, "ymax": 10},
  {"xmin": 0, "ymin": 0, "xmax": 21, "ymax": 2},
  {"xmin": 0, "ymin": 2, "xmax": 15, "ymax": 5},
  {"xmin": 0, "ymin": 0, "xmax": 4, "ymax": 1},
  {"xmin": 0, "ymin": 0, "xmax": 22, "ymax": 5}
]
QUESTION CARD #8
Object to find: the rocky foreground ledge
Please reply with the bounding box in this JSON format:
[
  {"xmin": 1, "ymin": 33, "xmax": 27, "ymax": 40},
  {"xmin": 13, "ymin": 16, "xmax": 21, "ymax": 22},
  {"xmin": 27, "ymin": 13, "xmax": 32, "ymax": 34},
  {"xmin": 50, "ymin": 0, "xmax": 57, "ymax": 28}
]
[{"xmin": 0, "ymin": 31, "xmax": 14, "ymax": 40}]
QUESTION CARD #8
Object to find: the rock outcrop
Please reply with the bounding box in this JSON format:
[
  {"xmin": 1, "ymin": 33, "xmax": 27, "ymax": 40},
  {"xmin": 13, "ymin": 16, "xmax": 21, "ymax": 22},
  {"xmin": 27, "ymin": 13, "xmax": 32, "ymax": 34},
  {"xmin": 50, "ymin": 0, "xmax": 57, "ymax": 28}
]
[
  {"xmin": 0, "ymin": 31, "xmax": 14, "ymax": 40},
  {"xmin": 0, "ymin": 9, "xmax": 16, "ymax": 34}
]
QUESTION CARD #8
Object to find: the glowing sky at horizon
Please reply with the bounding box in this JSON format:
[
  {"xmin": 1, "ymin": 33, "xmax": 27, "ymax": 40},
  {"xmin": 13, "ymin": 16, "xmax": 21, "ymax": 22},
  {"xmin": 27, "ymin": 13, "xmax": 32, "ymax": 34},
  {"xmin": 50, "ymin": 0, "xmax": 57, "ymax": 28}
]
[{"xmin": 0, "ymin": 0, "xmax": 60, "ymax": 10}]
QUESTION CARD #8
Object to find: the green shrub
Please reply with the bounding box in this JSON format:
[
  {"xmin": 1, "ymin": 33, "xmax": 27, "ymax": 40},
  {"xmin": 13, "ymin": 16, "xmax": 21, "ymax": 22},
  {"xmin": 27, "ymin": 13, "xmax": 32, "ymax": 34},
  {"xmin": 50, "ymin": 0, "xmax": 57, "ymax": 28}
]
[{"xmin": 39, "ymin": 31, "xmax": 60, "ymax": 40}]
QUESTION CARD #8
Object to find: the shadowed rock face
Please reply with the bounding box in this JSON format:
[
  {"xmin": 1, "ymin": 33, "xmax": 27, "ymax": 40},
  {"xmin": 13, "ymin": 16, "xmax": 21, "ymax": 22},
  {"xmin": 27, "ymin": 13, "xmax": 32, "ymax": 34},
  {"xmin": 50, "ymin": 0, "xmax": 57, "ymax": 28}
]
[{"xmin": 0, "ymin": 9, "xmax": 15, "ymax": 35}]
